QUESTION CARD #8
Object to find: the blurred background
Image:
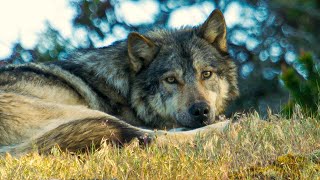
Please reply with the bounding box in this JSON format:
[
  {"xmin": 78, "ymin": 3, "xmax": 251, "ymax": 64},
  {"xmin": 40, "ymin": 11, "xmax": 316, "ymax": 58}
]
[{"xmin": 0, "ymin": 0, "xmax": 319, "ymax": 117}]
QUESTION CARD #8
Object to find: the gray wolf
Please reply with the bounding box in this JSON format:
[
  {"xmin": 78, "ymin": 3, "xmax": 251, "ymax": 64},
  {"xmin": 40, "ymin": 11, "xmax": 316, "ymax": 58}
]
[{"xmin": 0, "ymin": 9, "xmax": 238, "ymax": 154}]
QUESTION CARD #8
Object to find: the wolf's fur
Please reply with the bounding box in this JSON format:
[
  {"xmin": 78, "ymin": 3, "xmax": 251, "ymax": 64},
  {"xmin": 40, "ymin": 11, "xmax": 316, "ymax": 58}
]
[{"xmin": 0, "ymin": 10, "xmax": 238, "ymax": 155}]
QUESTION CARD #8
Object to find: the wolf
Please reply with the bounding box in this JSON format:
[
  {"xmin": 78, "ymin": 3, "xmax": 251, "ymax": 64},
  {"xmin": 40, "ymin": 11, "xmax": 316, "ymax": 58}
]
[{"xmin": 0, "ymin": 9, "xmax": 238, "ymax": 154}]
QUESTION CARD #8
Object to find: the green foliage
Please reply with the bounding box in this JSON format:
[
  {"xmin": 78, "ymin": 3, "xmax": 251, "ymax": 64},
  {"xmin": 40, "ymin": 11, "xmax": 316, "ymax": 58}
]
[
  {"xmin": 33, "ymin": 23, "xmax": 74, "ymax": 62},
  {"xmin": 3, "ymin": 23, "xmax": 75, "ymax": 64},
  {"xmin": 71, "ymin": 0, "xmax": 113, "ymax": 40},
  {"xmin": 281, "ymin": 53, "xmax": 320, "ymax": 116}
]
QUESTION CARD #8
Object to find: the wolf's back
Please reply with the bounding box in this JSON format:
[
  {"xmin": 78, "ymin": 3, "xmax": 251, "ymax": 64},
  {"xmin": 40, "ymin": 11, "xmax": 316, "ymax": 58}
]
[{"xmin": 0, "ymin": 63, "xmax": 104, "ymax": 109}]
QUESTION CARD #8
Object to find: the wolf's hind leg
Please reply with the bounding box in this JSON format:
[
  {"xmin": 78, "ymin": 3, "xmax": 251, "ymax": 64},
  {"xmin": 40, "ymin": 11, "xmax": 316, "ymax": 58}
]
[
  {"xmin": 38, "ymin": 117, "xmax": 152, "ymax": 153},
  {"xmin": 6, "ymin": 115, "xmax": 154, "ymax": 155},
  {"xmin": 0, "ymin": 92, "xmax": 106, "ymax": 146}
]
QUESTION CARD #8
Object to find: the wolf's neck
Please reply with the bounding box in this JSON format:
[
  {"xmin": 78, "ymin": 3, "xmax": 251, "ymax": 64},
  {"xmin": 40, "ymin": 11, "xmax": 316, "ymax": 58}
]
[{"xmin": 56, "ymin": 41, "xmax": 131, "ymax": 105}]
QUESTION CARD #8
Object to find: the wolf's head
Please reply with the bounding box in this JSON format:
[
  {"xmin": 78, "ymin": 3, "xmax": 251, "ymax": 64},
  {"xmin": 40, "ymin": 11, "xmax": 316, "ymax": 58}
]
[{"xmin": 128, "ymin": 10, "xmax": 239, "ymax": 129}]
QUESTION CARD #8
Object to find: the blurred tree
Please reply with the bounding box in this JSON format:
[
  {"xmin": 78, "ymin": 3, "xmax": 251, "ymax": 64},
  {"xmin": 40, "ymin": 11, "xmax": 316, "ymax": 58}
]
[
  {"xmin": 2, "ymin": 22, "xmax": 74, "ymax": 63},
  {"xmin": 269, "ymin": 0, "xmax": 320, "ymax": 55},
  {"xmin": 281, "ymin": 53, "xmax": 320, "ymax": 116},
  {"xmin": 34, "ymin": 22, "xmax": 75, "ymax": 62},
  {"xmin": 1, "ymin": 0, "xmax": 319, "ymax": 116}
]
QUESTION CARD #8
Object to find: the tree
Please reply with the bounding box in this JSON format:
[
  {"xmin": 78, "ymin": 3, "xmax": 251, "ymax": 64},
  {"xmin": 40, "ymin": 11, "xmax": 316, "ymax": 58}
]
[
  {"xmin": 3, "ymin": 22, "xmax": 74, "ymax": 63},
  {"xmin": 281, "ymin": 53, "xmax": 320, "ymax": 116}
]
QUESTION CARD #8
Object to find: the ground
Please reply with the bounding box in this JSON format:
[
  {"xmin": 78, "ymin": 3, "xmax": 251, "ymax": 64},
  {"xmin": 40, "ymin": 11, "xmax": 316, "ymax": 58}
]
[{"xmin": 1, "ymin": 112, "xmax": 320, "ymax": 179}]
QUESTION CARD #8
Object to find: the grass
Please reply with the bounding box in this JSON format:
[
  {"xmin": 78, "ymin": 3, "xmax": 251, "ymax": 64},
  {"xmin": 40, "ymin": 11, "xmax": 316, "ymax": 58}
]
[{"xmin": 1, "ymin": 112, "xmax": 320, "ymax": 179}]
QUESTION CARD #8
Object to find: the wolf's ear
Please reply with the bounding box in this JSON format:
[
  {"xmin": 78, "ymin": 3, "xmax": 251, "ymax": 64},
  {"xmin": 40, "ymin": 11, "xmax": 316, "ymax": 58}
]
[
  {"xmin": 198, "ymin": 9, "xmax": 227, "ymax": 53},
  {"xmin": 128, "ymin": 32, "xmax": 159, "ymax": 72}
]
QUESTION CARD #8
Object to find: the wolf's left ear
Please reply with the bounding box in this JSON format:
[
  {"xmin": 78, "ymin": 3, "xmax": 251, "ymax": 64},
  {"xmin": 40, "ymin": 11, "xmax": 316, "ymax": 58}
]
[
  {"xmin": 198, "ymin": 9, "xmax": 227, "ymax": 53},
  {"xmin": 128, "ymin": 32, "xmax": 159, "ymax": 72}
]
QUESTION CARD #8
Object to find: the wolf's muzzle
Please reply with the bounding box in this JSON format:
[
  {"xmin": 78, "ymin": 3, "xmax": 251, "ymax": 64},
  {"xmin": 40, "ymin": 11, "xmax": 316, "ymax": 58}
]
[{"xmin": 188, "ymin": 102, "xmax": 210, "ymax": 128}]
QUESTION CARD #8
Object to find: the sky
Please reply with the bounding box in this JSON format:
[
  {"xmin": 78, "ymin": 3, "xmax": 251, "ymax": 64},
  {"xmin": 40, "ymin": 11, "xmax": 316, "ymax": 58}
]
[
  {"xmin": 0, "ymin": 0, "xmax": 241, "ymax": 59},
  {"xmin": 0, "ymin": 0, "xmax": 74, "ymax": 58}
]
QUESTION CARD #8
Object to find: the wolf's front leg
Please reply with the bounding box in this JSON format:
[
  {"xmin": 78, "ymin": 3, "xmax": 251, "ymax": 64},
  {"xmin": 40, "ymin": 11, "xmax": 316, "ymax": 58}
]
[{"xmin": 154, "ymin": 120, "xmax": 230, "ymax": 145}]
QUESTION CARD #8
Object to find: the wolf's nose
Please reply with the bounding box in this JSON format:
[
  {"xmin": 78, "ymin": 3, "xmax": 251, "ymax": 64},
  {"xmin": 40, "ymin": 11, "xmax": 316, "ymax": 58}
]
[{"xmin": 189, "ymin": 102, "xmax": 210, "ymax": 123}]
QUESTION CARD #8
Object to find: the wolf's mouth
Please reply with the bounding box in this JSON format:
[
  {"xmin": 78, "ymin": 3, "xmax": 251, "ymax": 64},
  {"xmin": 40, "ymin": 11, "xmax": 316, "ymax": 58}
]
[
  {"xmin": 174, "ymin": 112, "xmax": 216, "ymax": 129},
  {"xmin": 177, "ymin": 119, "xmax": 207, "ymax": 129}
]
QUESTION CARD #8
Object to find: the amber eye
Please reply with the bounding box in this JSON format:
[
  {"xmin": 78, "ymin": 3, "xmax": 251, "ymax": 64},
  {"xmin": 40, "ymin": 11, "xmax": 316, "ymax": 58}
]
[
  {"xmin": 202, "ymin": 71, "xmax": 212, "ymax": 79},
  {"xmin": 166, "ymin": 77, "xmax": 177, "ymax": 84}
]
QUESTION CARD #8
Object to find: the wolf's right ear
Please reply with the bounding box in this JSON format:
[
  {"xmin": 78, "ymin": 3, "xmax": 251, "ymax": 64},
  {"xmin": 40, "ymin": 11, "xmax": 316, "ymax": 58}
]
[
  {"xmin": 198, "ymin": 9, "xmax": 227, "ymax": 53},
  {"xmin": 128, "ymin": 32, "xmax": 159, "ymax": 72}
]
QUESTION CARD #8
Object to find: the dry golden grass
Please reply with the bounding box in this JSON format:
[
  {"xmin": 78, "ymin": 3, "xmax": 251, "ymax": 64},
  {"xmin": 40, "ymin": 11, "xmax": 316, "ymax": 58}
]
[{"xmin": 1, "ymin": 112, "xmax": 320, "ymax": 179}]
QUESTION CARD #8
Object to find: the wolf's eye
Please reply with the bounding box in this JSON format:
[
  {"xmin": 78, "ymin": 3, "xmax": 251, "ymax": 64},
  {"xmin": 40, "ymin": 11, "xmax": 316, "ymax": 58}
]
[
  {"xmin": 165, "ymin": 77, "xmax": 177, "ymax": 84},
  {"xmin": 202, "ymin": 71, "xmax": 212, "ymax": 79}
]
